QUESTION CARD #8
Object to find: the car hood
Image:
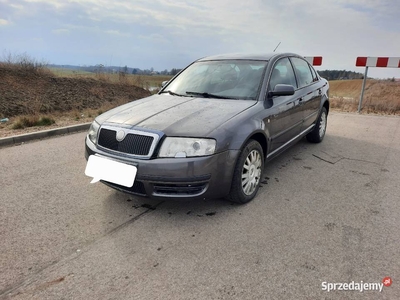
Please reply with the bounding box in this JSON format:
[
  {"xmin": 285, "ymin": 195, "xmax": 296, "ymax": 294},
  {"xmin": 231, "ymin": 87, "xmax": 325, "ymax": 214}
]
[{"xmin": 96, "ymin": 94, "xmax": 256, "ymax": 137}]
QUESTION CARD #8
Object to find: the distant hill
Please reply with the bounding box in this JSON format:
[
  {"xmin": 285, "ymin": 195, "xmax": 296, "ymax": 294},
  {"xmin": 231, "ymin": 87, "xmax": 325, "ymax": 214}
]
[
  {"xmin": 50, "ymin": 64, "xmax": 365, "ymax": 80},
  {"xmin": 318, "ymin": 70, "xmax": 364, "ymax": 80},
  {"xmin": 47, "ymin": 64, "xmax": 144, "ymax": 75},
  {"xmin": 47, "ymin": 64, "xmax": 181, "ymax": 76}
]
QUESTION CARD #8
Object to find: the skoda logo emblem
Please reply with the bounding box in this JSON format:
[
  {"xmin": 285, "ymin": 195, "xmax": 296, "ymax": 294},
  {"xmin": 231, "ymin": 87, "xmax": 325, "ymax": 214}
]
[{"xmin": 116, "ymin": 130, "xmax": 126, "ymax": 142}]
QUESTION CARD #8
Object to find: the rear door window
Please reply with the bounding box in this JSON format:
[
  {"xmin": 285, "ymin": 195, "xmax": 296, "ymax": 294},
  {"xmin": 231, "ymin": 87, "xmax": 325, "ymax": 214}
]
[
  {"xmin": 309, "ymin": 65, "xmax": 319, "ymax": 82},
  {"xmin": 290, "ymin": 57, "xmax": 314, "ymax": 88}
]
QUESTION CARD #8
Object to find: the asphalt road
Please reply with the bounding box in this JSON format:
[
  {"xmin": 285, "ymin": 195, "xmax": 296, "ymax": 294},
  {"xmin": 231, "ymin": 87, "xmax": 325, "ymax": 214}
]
[{"xmin": 1, "ymin": 112, "xmax": 399, "ymax": 300}]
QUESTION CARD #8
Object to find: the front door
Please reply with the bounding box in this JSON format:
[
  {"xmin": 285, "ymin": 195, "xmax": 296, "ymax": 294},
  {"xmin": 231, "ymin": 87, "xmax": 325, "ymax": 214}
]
[{"xmin": 264, "ymin": 57, "xmax": 304, "ymax": 153}]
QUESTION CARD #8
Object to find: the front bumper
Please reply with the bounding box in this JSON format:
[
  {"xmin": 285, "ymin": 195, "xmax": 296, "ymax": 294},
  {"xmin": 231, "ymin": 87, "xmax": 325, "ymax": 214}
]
[{"xmin": 85, "ymin": 137, "xmax": 240, "ymax": 200}]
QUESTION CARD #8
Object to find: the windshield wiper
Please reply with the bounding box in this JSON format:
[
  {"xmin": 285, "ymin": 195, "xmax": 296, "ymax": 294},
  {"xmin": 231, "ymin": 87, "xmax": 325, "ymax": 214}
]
[
  {"xmin": 185, "ymin": 91, "xmax": 232, "ymax": 99},
  {"xmin": 160, "ymin": 90, "xmax": 184, "ymax": 97}
]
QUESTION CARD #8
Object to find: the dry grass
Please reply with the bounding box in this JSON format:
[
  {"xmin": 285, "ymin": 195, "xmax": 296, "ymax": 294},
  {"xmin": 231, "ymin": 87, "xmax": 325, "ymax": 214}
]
[
  {"xmin": 12, "ymin": 116, "xmax": 55, "ymax": 129},
  {"xmin": 329, "ymin": 79, "xmax": 400, "ymax": 114},
  {"xmin": 50, "ymin": 67, "xmax": 172, "ymax": 90},
  {"xmin": 1, "ymin": 52, "xmax": 51, "ymax": 77}
]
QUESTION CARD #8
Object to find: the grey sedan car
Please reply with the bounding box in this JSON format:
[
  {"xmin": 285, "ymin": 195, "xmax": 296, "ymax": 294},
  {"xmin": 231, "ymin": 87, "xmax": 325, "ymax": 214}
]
[{"xmin": 85, "ymin": 53, "xmax": 329, "ymax": 203}]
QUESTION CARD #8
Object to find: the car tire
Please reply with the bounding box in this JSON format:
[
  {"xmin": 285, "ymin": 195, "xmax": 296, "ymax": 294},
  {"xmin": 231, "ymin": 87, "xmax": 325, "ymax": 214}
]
[
  {"xmin": 306, "ymin": 107, "xmax": 327, "ymax": 143},
  {"xmin": 227, "ymin": 140, "xmax": 264, "ymax": 204}
]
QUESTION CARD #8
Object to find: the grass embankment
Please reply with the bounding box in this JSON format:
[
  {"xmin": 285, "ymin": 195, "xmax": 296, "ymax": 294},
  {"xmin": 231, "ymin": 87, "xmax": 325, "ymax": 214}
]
[{"xmin": 0, "ymin": 62, "xmax": 170, "ymax": 135}]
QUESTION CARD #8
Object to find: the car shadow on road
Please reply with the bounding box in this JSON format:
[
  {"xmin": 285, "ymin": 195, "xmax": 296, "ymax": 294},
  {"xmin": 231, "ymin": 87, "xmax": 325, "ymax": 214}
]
[{"xmin": 101, "ymin": 138, "xmax": 313, "ymax": 225}]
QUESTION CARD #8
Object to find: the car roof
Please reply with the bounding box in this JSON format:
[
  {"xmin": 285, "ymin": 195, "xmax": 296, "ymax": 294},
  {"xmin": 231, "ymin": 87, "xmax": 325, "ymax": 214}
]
[{"xmin": 197, "ymin": 52, "xmax": 301, "ymax": 61}]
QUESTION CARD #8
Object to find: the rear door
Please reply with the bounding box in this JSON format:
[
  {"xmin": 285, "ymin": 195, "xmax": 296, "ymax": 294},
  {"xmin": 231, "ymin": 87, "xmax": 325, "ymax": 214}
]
[{"xmin": 290, "ymin": 57, "xmax": 322, "ymax": 131}]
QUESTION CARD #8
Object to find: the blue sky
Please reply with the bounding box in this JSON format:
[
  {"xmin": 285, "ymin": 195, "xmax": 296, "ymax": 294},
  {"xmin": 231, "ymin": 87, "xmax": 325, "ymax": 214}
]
[{"xmin": 0, "ymin": 0, "xmax": 399, "ymax": 78}]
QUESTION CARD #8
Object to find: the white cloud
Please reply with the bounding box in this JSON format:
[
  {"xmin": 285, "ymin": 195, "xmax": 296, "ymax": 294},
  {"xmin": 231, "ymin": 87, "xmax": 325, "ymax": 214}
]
[
  {"xmin": 104, "ymin": 30, "xmax": 130, "ymax": 37},
  {"xmin": 9, "ymin": 4, "xmax": 24, "ymax": 10},
  {"xmin": 22, "ymin": 0, "xmax": 67, "ymax": 10},
  {"xmin": 52, "ymin": 28, "xmax": 69, "ymax": 35},
  {"xmin": 0, "ymin": 18, "xmax": 9, "ymax": 25}
]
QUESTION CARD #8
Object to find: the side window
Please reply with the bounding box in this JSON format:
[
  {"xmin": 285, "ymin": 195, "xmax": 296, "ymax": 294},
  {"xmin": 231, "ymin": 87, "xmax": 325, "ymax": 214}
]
[
  {"xmin": 309, "ymin": 64, "xmax": 319, "ymax": 82},
  {"xmin": 269, "ymin": 57, "xmax": 297, "ymax": 90},
  {"xmin": 290, "ymin": 57, "xmax": 314, "ymax": 88}
]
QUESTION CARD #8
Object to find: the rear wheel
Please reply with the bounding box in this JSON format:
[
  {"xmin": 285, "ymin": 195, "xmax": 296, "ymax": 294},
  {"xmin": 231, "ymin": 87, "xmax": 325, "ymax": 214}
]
[
  {"xmin": 227, "ymin": 140, "xmax": 264, "ymax": 204},
  {"xmin": 306, "ymin": 107, "xmax": 327, "ymax": 143}
]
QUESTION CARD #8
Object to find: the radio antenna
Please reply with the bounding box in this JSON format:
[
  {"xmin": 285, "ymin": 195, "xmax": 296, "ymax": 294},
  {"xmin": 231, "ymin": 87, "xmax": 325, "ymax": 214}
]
[{"xmin": 273, "ymin": 42, "xmax": 281, "ymax": 52}]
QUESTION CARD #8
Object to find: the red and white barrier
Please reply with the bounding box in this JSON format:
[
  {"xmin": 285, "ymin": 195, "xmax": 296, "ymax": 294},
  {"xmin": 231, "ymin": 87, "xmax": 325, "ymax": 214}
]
[
  {"xmin": 355, "ymin": 56, "xmax": 400, "ymax": 113},
  {"xmin": 304, "ymin": 56, "xmax": 323, "ymax": 66},
  {"xmin": 356, "ymin": 57, "xmax": 400, "ymax": 68}
]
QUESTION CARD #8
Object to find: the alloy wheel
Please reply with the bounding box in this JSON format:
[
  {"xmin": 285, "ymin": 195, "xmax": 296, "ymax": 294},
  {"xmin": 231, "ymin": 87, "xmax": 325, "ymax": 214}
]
[
  {"xmin": 319, "ymin": 111, "xmax": 327, "ymax": 138},
  {"xmin": 241, "ymin": 149, "xmax": 262, "ymax": 195}
]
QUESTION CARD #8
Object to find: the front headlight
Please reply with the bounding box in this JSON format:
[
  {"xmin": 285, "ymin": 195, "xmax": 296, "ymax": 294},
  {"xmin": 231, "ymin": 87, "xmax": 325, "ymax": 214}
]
[
  {"xmin": 88, "ymin": 121, "xmax": 100, "ymax": 144},
  {"xmin": 158, "ymin": 137, "xmax": 216, "ymax": 158}
]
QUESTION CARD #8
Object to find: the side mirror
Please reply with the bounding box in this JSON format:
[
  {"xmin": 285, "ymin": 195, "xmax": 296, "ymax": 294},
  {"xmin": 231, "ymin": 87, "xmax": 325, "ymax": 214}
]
[
  {"xmin": 269, "ymin": 84, "xmax": 295, "ymax": 97},
  {"xmin": 161, "ymin": 80, "xmax": 168, "ymax": 87}
]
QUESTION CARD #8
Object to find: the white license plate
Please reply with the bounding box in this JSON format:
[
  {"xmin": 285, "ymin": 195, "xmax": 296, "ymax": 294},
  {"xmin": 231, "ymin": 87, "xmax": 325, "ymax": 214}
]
[{"xmin": 85, "ymin": 155, "xmax": 137, "ymax": 188}]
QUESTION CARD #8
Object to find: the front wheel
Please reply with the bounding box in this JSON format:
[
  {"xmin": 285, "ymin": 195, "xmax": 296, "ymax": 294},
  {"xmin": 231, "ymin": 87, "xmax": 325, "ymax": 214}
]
[
  {"xmin": 227, "ymin": 140, "xmax": 264, "ymax": 204},
  {"xmin": 306, "ymin": 107, "xmax": 327, "ymax": 143}
]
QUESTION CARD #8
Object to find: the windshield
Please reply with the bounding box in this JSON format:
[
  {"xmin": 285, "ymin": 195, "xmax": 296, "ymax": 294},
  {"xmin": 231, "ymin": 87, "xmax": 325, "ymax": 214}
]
[{"xmin": 162, "ymin": 60, "xmax": 267, "ymax": 100}]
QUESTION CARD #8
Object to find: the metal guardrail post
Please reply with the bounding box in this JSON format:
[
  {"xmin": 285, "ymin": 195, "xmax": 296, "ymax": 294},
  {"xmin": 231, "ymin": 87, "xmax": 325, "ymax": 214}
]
[{"xmin": 358, "ymin": 66, "xmax": 368, "ymax": 113}]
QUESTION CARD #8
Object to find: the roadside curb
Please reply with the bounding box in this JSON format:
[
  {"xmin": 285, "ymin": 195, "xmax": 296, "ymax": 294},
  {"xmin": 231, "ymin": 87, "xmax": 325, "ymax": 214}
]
[{"xmin": 0, "ymin": 122, "xmax": 91, "ymax": 148}]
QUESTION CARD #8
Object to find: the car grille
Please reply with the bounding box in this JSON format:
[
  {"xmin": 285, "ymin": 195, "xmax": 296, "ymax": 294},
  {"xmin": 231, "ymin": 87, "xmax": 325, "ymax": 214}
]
[{"xmin": 98, "ymin": 127, "xmax": 156, "ymax": 157}]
